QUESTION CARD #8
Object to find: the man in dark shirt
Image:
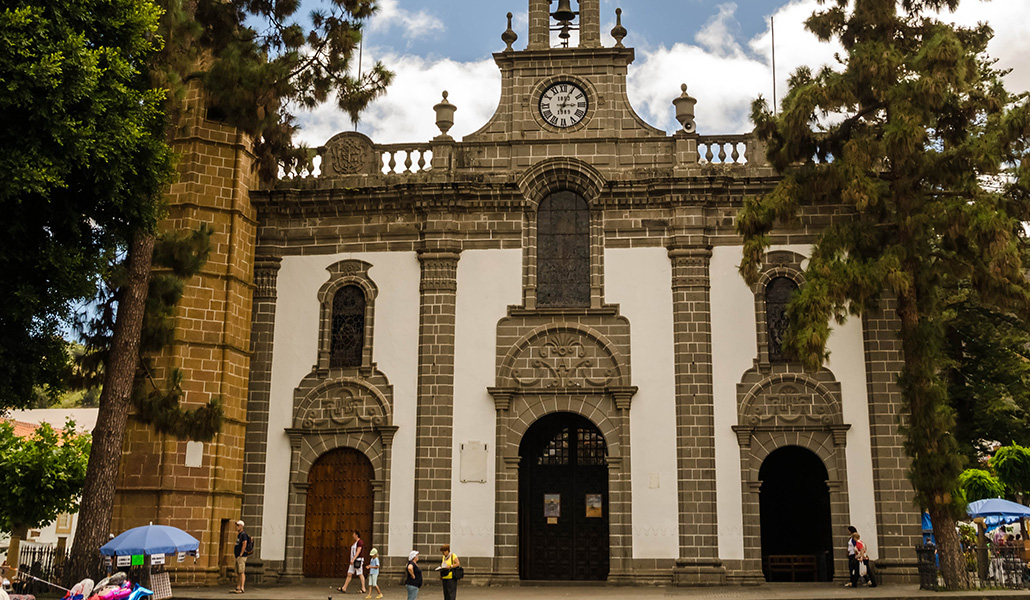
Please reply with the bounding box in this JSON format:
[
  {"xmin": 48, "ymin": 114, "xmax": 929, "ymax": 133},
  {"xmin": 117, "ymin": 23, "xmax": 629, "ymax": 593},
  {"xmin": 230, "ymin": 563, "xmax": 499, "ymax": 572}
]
[{"xmin": 232, "ymin": 520, "xmax": 253, "ymax": 593}]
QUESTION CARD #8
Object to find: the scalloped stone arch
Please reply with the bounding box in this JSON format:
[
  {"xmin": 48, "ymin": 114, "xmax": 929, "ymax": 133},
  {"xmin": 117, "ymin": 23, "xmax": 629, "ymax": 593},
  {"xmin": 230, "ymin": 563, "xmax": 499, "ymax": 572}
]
[
  {"xmin": 517, "ymin": 158, "xmax": 607, "ymax": 208},
  {"xmin": 293, "ymin": 377, "xmax": 393, "ymax": 430},
  {"xmin": 738, "ymin": 372, "xmax": 843, "ymax": 426},
  {"xmin": 497, "ymin": 322, "xmax": 630, "ymax": 389},
  {"xmin": 745, "ymin": 434, "xmax": 841, "ymax": 483},
  {"xmin": 751, "ymin": 250, "xmax": 808, "ymax": 293}
]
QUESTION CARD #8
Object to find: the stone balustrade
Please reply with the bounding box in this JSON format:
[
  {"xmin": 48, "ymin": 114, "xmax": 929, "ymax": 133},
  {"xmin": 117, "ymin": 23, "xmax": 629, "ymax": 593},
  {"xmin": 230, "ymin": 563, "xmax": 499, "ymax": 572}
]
[{"xmin": 696, "ymin": 134, "xmax": 750, "ymax": 165}]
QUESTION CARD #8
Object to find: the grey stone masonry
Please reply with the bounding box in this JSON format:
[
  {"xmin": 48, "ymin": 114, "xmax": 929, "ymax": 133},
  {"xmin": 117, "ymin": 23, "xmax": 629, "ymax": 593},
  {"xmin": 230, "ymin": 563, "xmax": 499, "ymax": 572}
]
[
  {"xmin": 862, "ymin": 298, "xmax": 922, "ymax": 582},
  {"xmin": 667, "ymin": 240, "xmax": 724, "ymax": 585},
  {"xmin": 413, "ymin": 241, "xmax": 461, "ymax": 550},
  {"xmin": 241, "ymin": 255, "xmax": 282, "ymax": 581}
]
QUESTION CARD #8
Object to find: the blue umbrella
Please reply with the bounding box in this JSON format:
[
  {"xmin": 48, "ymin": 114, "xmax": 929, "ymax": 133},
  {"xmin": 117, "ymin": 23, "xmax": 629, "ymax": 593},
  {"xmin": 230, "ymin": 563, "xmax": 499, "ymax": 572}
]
[
  {"xmin": 100, "ymin": 524, "xmax": 200, "ymax": 556},
  {"xmin": 966, "ymin": 498, "xmax": 1030, "ymax": 530}
]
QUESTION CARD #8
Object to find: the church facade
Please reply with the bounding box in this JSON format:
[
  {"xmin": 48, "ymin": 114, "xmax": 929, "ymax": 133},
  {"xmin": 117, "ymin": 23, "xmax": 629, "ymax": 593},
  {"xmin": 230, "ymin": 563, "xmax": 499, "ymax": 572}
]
[{"xmin": 112, "ymin": 0, "xmax": 922, "ymax": 586}]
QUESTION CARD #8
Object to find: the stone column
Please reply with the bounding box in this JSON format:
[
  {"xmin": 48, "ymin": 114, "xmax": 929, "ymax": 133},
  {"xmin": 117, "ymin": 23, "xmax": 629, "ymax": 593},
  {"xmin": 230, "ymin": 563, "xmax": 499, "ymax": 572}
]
[
  {"xmin": 528, "ymin": 0, "xmax": 550, "ymax": 50},
  {"xmin": 412, "ymin": 247, "xmax": 461, "ymax": 551},
  {"xmin": 862, "ymin": 298, "xmax": 921, "ymax": 582},
  {"xmin": 668, "ymin": 242, "xmax": 725, "ymax": 585},
  {"xmin": 489, "ymin": 389, "xmax": 520, "ymax": 583},
  {"xmin": 240, "ymin": 256, "xmax": 281, "ymax": 580},
  {"xmin": 578, "ymin": 0, "xmax": 601, "ymax": 48}
]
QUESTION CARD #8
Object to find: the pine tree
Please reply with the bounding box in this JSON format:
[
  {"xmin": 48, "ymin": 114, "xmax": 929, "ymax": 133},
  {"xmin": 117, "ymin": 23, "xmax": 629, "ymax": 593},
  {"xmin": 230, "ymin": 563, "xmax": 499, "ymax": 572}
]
[
  {"xmin": 738, "ymin": 0, "xmax": 1030, "ymax": 589},
  {"xmin": 65, "ymin": 0, "xmax": 392, "ymax": 582}
]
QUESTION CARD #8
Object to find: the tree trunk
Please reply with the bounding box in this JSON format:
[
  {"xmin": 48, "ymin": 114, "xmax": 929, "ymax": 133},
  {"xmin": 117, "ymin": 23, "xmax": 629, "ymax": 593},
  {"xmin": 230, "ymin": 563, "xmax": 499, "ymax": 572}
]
[
  {"xmin": 895, "ymin": 271, "xmax": 968, "ymax": 590},
  {"xmin": 64, "ymin": 231, "xmax": 156, "ymax": 585},
  {"xmin": 929, "ymin": 505, "xmax": 969, "ymax": 589}
]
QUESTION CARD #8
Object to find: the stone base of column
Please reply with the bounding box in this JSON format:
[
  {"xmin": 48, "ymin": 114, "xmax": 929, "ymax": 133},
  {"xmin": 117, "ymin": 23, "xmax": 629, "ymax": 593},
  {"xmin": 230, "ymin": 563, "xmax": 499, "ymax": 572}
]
[
  {"xmin": 872, "ymin": 559, "xmax": 919, "ymax": 584},
  {"xmin": 725, "ymin": 570, "xmax": 765, "ymax": 586},
  {"xmin": 672, "ymin": 558, "xmax": 727, "ymax": 586}
]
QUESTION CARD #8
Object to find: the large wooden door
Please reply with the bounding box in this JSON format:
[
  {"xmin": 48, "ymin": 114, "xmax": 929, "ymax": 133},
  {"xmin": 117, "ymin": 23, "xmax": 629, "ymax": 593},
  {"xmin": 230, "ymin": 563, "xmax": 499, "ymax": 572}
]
[
  {"xmin": 519, "ymin": 412, "xmax": 609, "ymax": 580},
  {"xmin": 304, "ymin": 448, "xmax": 374, "ymax": 577}
]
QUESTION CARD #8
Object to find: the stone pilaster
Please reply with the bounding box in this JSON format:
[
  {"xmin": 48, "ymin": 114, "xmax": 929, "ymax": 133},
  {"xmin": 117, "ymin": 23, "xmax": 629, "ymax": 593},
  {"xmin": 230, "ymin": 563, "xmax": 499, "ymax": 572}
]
[
  {"xmin": 862, "ymin": 298, "xmax": 921, "ymax": 582},
  {"xmin": 240, "ymin": 256, "xmax": 281, "ymax": 580},
  {"xmin": 528, "ymin": 0, "xmax": 550, "ymax": 50},
  {"xmin": 412, "ymin": 247, "xmax": 461, "ymax": 550},
  {"xmin": 578, "ymin": 0, "xmax": 601, "ymax": 48},
  {"xmin": 668, "ymin": 243, "xmax": 724, "ymax": 585}
]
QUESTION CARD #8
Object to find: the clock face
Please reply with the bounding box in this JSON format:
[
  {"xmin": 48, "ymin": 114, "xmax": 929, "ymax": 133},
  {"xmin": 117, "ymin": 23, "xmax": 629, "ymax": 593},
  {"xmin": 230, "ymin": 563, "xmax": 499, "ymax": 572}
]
[{"xmin": 539, "ymin": 82, "xmax": 588, "ymax": 128}]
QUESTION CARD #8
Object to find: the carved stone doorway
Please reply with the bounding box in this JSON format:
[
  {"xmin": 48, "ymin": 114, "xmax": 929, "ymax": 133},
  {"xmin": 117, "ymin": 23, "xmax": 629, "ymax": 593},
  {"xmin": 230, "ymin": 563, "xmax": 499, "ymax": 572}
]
[
  {"xmin": 518, "ymin": 412, "xmax": 609, "ymax": 581},
  {"xmin": 759, "ymin": 446, "xmax": 834, "ymax": 582},
  {"xmin": 303, "ymin": 448, "xmax": 374, "ymax": 577}
]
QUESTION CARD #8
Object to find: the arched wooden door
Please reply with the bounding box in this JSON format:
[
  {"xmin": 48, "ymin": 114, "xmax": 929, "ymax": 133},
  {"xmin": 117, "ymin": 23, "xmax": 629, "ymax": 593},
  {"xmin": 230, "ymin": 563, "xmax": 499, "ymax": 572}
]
[{"xmin": 304, "ymin": 448, "xmax": 374, "ymax": 577}]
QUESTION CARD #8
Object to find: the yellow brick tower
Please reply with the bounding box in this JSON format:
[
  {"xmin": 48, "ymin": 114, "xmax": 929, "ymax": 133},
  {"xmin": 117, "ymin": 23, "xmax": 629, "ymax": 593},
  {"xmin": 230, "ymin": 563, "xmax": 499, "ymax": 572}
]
[{"xmin": 111, "ymin": 80, "xmax": 256, "ymax": 585}]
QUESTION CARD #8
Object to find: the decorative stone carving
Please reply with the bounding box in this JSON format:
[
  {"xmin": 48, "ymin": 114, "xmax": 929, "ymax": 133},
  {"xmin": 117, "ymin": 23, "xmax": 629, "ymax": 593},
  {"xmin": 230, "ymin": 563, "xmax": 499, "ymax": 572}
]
[
  {"xmin": 511, "ymin": 332, "xmax": 618, "ymax": 389},
  {"xmin": 322, "ymin": 132, "xmax": 376, "ymax": 176},
  {"xmin": 418, "ymin": 250, "xmax": 460, "ymax": 292},
  {"xmin": 253, "ymin": 256, "xmax": 282, "ymax": 299},
  {"xmin": 739, "ymin": 379, "xmax": 841, "ymax": 428},
  {"xmin": 297, "ymin": 385, "xmax": 387, "ymax": 430}
]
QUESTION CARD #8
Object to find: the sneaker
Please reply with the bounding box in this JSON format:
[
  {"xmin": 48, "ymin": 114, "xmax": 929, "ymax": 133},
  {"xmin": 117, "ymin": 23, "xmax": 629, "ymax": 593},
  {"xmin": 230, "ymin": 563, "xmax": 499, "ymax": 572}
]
[{"xmin": 376, "ymin": 595, "xmax": 383, "ymax": 599}]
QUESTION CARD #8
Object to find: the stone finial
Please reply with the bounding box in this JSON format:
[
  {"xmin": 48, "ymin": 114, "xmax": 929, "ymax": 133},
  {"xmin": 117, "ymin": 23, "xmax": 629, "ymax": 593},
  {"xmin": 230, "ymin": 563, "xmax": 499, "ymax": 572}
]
[
  {"xmin": 434, "ymin": 91, "xmax": 457, "ymax": 138},
  {"xmin": 611, "ymin": 8, "xmax": 627, "ymax": 48},
  {"xmin": 673, "ymin": 83, "xmax": 697, "ymax": 133},
  {"xmin": 501, "ymin": 12, "xmax": 518, "ymax": 52}
]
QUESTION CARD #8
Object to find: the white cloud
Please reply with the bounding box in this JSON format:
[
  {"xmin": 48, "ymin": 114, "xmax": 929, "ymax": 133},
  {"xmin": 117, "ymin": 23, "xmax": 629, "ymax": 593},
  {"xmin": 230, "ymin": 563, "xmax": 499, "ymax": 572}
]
[
  {"xmin": 368, "ymin": 0, "xmax": 444, "ymax": 41},
  {"xmin": 293, "ymin": 52, "xmax": 501, "ymax": 147},
  {"xmin": 294, "ymin": 0, "xmax": 1030, "ymax": 145}
]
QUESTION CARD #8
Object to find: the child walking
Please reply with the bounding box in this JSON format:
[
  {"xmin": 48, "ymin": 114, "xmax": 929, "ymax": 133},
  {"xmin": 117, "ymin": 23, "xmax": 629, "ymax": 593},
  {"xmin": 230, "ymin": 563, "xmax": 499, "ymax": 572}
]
[{"xmin": 365, "ymin": 548, "xmax": 383, "ymax": 599}]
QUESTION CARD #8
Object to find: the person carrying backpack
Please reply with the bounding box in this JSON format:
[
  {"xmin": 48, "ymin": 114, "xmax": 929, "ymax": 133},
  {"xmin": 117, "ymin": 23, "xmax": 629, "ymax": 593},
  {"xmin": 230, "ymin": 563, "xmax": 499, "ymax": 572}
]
[{"xmin": 231, "ymin": 520, "xmax": 254, "ymax": 594}]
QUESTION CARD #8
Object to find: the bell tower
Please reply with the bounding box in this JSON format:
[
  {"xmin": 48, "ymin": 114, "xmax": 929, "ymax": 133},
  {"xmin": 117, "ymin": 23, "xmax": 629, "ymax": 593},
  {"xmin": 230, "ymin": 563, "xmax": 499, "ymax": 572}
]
[{"xmin": 527, "ymin": 0, "xmax": 601, "ymax": 49}]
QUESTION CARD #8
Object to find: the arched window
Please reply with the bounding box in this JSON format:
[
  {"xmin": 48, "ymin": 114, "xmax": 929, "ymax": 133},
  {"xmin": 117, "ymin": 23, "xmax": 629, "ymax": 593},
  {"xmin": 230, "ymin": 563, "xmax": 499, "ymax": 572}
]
[
  {"xmin": 537, "ymin": 191, "xmax": 590, "ymax": 307},
  {"xmin": 330, "ymin": 285, "xmax": 366, "ymax": 368},
  {"xmin": 765, "ymin": 277, "xmax": 798, "ymax": 363}
]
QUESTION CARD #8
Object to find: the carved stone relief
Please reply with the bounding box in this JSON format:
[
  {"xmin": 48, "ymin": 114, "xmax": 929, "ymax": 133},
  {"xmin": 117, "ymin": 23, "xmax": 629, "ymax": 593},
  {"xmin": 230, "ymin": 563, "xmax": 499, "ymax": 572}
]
[
  {"xmin": 740, "ymin": 382, "xmax": 836, "ymax": 427},
  {"xmin": 295, "ymin": 382, "xmax": 390, "ymax": 431},
  {"xmin": 322, "ymin": 132, "xmax": 376, "ymax": 176},
  {"xmin": 509, "ymin": 331, "xmax": 619, "ymax": 390}
]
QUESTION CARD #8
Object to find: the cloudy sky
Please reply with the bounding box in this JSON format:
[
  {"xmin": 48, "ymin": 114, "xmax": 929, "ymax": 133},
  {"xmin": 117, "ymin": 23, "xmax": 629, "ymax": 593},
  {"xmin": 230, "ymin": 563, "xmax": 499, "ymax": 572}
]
[{"xmin": 294, "ymin": 0, "xmax": 1030, "ymax": 147}]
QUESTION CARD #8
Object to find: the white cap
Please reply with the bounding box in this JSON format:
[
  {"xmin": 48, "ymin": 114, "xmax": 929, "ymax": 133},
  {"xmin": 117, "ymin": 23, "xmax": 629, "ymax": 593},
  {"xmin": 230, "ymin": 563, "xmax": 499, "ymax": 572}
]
[
  {"xmin": 408, "ymin": 550, "xmax": 419, "ymax": 561},
  {"xmin": 236, "ymin": 520, "xmax": 245, "ymax": 527}
]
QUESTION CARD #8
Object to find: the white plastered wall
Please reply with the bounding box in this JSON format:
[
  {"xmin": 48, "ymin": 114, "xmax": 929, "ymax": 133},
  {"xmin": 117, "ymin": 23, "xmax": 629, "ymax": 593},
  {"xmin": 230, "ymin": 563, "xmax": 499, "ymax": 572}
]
[
  {"xmin": 450, "ymin": 249, "xmax": 523, "ymax": 557},
  {"xmin": 606, "ymin": 248, "xmax": 680, "ymax": 558},
  {"xmin": 710, "ymin": 245, "xmax": 879, "ymax": 560},
  {"xmin": 262, "ymin": 252, "xmax": 420, "ymax": 561}
]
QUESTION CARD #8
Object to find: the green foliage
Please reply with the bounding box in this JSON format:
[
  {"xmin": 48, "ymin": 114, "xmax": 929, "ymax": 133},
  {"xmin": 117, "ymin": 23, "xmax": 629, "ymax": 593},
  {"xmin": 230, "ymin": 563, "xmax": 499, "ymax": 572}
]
[
  {"xmin": 0, "ymin": 420, "xmax": 91, "ymax": 532},
  {"xmin": 0, "ymin": 0, "xmax": 174, "ymax": 408},
  {"xmin": 990, "ymin": 443, "xmax": 1030, "ymax": 497},
  {"xmin": 958, "ymin": 468, "xmax": 1005, "ymax": 502},
  {"xmin": 79, "ymin": 225, "xmax": 223, "ymax": 441},
  {"xmin": 945, "ymin": 290, "xmax": 1030, "ymax": 461}
]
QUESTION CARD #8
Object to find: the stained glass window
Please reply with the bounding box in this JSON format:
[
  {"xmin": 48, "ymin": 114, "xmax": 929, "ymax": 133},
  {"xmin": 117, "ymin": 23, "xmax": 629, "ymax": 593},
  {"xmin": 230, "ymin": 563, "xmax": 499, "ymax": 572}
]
[
  {"xmin": 766, "ymin": 277, "xmax": 798, "ymax": 363},
  {"xmin": 537, "ymin": 191, "xmax": 590, "ymax": 307},
  {"xmin": 576, "ymin": 427, "xmax": 607, "ymax": 465},
  {"xmin": 330, "ymin": 285, "xmax": 365, "ymax": 368},
  {"xmin": 537, "ymin": 428, "xmax": 570, "ymax": 466}
]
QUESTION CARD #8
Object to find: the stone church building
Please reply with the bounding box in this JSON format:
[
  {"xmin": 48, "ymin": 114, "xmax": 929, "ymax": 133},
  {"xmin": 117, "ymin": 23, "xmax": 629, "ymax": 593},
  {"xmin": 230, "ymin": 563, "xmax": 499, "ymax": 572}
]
[{"xmin": 111, "ymin": 0, "xmax": 922, "ymax": 586}]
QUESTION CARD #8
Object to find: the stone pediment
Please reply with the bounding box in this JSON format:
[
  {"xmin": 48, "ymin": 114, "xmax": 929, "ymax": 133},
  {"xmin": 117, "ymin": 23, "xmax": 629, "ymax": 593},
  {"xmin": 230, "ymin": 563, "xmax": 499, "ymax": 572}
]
[
  {"xmin": 738, "ymin": 374, "xmax": 843, "ymax": 428},
  {"xmin": 294, "ymin": 378, "xmax": 391, "ymax": 431},
  {"xmin": 497, "ymin": 324, "xmax": 629, "ymax": 392}
]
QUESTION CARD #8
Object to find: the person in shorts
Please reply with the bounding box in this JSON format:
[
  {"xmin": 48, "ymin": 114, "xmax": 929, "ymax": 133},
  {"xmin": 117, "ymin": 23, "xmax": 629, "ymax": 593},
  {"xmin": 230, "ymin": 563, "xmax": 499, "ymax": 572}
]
[
  {"xmin": 231, "ymin": 520, "xmax": 253, "ymax": 593},
  {"xmin": 338, "ymin": 530, "xmax": 366, "ymax": 594},
  {"xmin": 365, "ymin": 548, "xmax": 382, "ymax": 599}
]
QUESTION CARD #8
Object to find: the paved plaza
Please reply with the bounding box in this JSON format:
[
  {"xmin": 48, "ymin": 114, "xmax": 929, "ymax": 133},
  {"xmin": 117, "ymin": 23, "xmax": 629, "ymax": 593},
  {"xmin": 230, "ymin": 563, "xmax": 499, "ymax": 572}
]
[{"xmin": 171, "ymin": 582, "xmax": 1030, "ymax": 600}]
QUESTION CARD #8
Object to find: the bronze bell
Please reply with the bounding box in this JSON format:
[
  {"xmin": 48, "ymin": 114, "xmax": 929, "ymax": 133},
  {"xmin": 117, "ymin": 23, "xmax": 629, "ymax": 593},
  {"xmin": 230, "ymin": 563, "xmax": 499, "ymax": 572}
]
[{"xmin": 551, "ymin": 0, "xmax": 576, "ymax": 23}]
